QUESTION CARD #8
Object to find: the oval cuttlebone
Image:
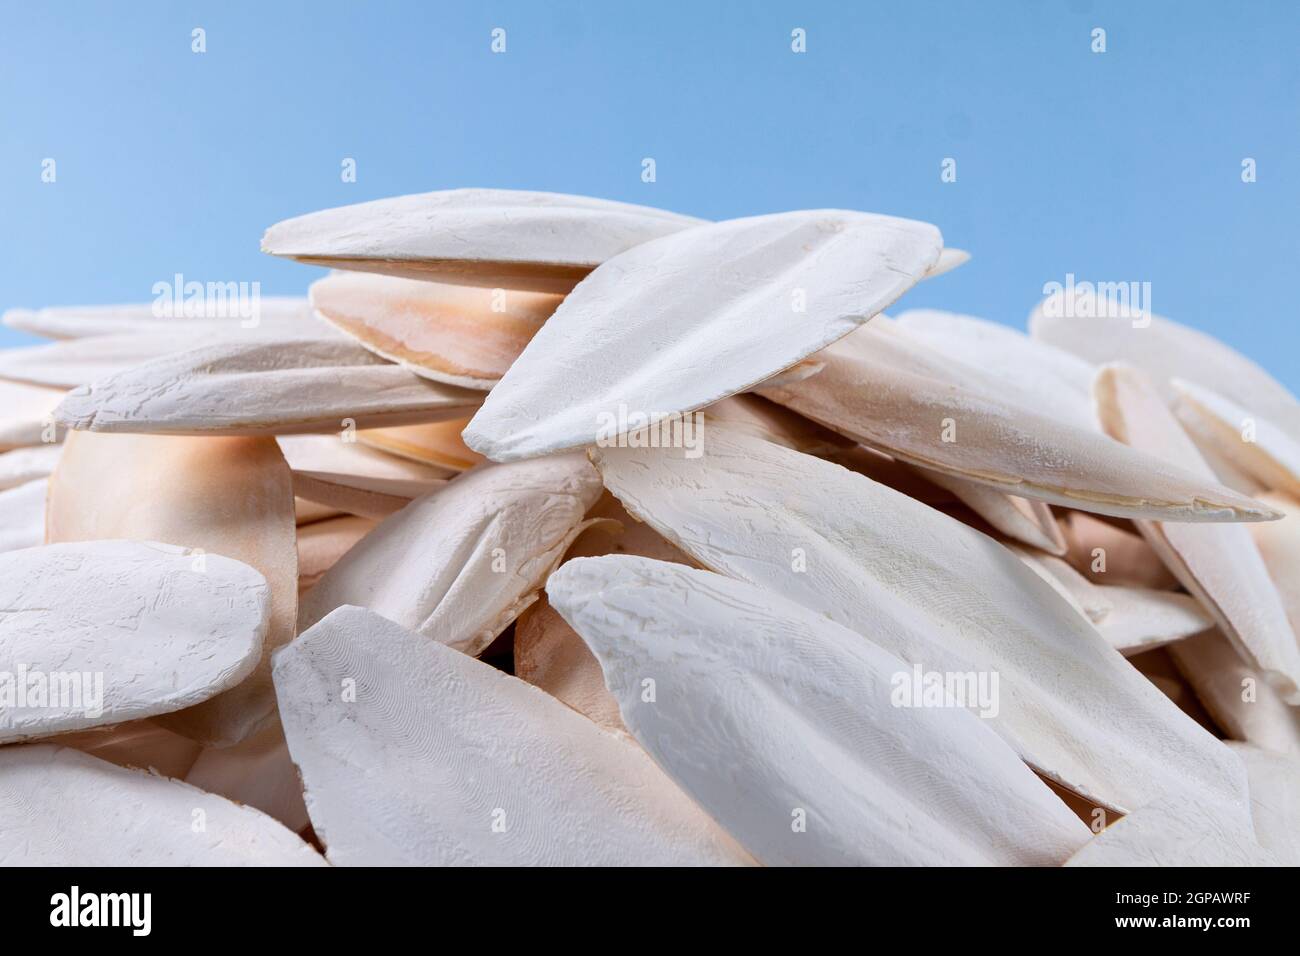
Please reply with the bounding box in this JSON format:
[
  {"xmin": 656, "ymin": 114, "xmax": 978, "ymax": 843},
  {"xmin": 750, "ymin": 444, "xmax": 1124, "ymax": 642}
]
[
  {"xmin": 1226, "ymin": 742, "xmax": 1300, "ymax": 865},
  {"xmin": 357, "ymin": 418, "xmax": 480, "ymax": 473},
  {"xmin": 589, "ymin": 425, "xmax": 1249, "ymax": 815},
  {"xmin": 1029, "ymin": 286, "xmax": 1300, "ymax": 442},
  {"xmin": 0, "ymin": 442, "xmax": 61, "ymax": 491},
  {"xmin": 0, "ymin": 379, "xmax": 64, "ymax": 450},
  {"xmin": 1169, "ymin": 630, "xmax": 1300, "ymax": 757},
  {"xmin": 273, "ymin": 604, "xmax": 752, "ymax": 866},
  {"xmin": 0, "ymin": 478, "xmax": 46, "ymax": 553},
  {"xmin": 299, "ymin": 452, "xmax": 604, "ymax": 655},
  {"xmin": 277, "ymin": 433, "xmax": 448, "ymax": 519},
  {"xmin": 309, "ymin": 271, "xmax": 563, "ymax": 389},
  {"xmin": 1172, "ymin": 378, "xmax": 1300, "ymax": 499},
  {"xmin": 297, "ymin": 514, "xmax": 377, "ymax": 594},
  {"xmin": 759, "ymin": 320, "xmax": 1279, "ymax": 523},
  {"xmin": 2, "ymin": 297, "xmax": 318, "ymax": 340},
  {"xmin": 0, "ymin": 745, "xmax": 326, "ymax": 866},
  {"xmin": 261, "ymin": 188, "xmax": 706, "ymax": 294},
  {"xmin": 47, "ymin": 432, "xmax": 297, "ymax": 746},
  {"xmin": 0, "ymin": 540, "xmax": 268, "ymax": 743},
  {"xmin": 1094, "ymin": 363, "xmax": 1300, "ymax": 703},
  {"xmin": 547, "ymin": 555, "xmax": 1091, "ymax": 866},
  {"xmin": 54, "ymin": 338, "xmax": 484, "ymax": 436},
  {"xmin": 462, "ymin": 209, "xmax": 943, "ymax": 462}
]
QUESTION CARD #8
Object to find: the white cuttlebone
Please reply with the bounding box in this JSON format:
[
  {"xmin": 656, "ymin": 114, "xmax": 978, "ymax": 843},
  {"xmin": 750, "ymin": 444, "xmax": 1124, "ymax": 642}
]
[
  {"xmin": 299, "ymin": 453, "xmax": 604, "ymax": 655},
  {"xmin": 185, "ymin": 724, "xmax": 310, "ymax": 833},
  {"xmin": 548, "ymin": 555, "xmax": 1091, "ymax": 866},
  {"xmin": 1169, "ymin": 630, "xmax": 1300, "ymax": 756},
  {"xmin": 54, "ymin": 338, "xmax": 484, "ymax": 436},
  {"xmin": 1250, "ymin": 491, "xmax": 1300, "ymax": 634},
  {"xmin": 463, "ymin": 209, "xmax": 943, "ymax": 462},
  {"xmin": 590, "ymin": 425, "xmax": 1249, "ymax": 815},
  {"xmin": 2, "ymin": 297, "xmax": 319, "ymax": 339},
  {"xmin": 1060, "ymin": 511, "xmax": 1180, "ymax": 590},
  {"xmin": 0, "ymin": 540, "xmax": 268, "ymax": 743},
  {"xmin": 1226, "ymin": 743, "xmax": 1300, "ymax": 864},
  {"xmin": 1007, "ymin": 545, "xmax": 1110, "ymax": 623},
  {"xmin": 291, "ymin": 471, "xmax": 442, "ymax": 519},
  {"xmin": 1095, "ymin": 363, "xmax": 1300, "ymax": 703},
  {"xmin": 0, "ymin": 478, "xmax": 45, "ymax": 553},
  {"xmin": 0, "ymin": 326, "xmax": 336, "ymax": 388},
  {"xmin": 297, "ymin": 514, "xmax": 377, "ymax": 594},
  {"xmin": 0, "ymin": 443, "xmax": 62, "ymax": 491},
  {"xmin": 1065, "ymin": 794, "xmax": 1275, "ymax": 867},
  {"xmin": 279, "ymin": 432, "xmax": 448, "ymax": 519},
  {"xmin": 52, "ymin": 722, "xmax": 204, "ymax": 780},
  {"xmin": 262, "ymin": 188, "xmax": 705, "ymax": 294},
  {"xmin": 309, "ymin": 271, "xmax": 562, "ymax": 389},
  {"xmin": 894, "ymin": 309, "xmax": 1097, "ymax": 430},
  {"xmin": 357, "ymin": 418, "xmax": 479, "ymax": 473},
  {"xmin": 1172, "ymin": 379, "xmax": 1300, "ymax": 499},
  {"xmin": 274, "ymin": 605, "xmax": 752, "ymax": 866},
  {"xmin": 1030, "ymin": 286, "xmax": 1300, "ymax": 442},
  {"xmin": 759, "ymin": 321, "xmax": 1277, "ymax": 523},
  {"xmin": 515, "ymin": 493, "xmax": 692, "ymax": 734},
  {"xmin": 0, "ymin": 379, "xmax": 64, "ymax": 450},
  {"xmin": 700, "ymin": 393, "xmax": 853, "ymax": 456},
  {"xmin": 917, "ymin": 468, "xmax": 1067, "ymax": 554},
  {"xmin": 927, "ymin": 247, "xmax": 970, "ymax": 277},
  {"xmin": 0, "ymin": 745, "xmax": 326, "ymax": 866},
  {"xmin": 47, "ymin": 432, "xmax": 298, "ymax": 746}
]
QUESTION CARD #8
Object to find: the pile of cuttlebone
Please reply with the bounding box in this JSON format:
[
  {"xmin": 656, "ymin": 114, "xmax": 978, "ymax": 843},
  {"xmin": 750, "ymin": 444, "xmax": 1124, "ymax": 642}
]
[{"xmin": 2, "ymin": 188, "xmax": 1298, "ymax": 866}]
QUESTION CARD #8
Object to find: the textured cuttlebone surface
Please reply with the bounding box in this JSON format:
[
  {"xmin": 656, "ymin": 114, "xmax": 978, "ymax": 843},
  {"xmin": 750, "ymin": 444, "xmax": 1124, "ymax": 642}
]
[
  {"xmin": 310, "ymin": 271, "xmax": 562, "ymax": 388},
  {"xmin": 54, "ymin": 338, "xmax": 484, "ymax": 436},
  {"xmin": 1095, "ymin": 364, "xmax": 1300, "ymax": 703},
  {"xmin": 0, "ymin": 745, "xmax": 326, "ymax": 866},
  {"xmin": 0, "ymin": 442, "xmax": 61, "ymax": 491},
  {"xmin": 515, "ymin": 493, "xmax": 694, "ymax": 734},
  {"xmin": 297, "ymin": 514, "xmax": 376, "ymax": 594},
  {"xmin": 548, "ymin": 556, "xmax": 1091, "ymax": 866},
  {"xmin": 52, "ymin": 721, "xmax": 203, "ymax": 780},
  {"xmin": 1060, "ymin": 511, "xmax": 1180, "ymax": 590},
  {"xmin": 463, "ymin": 209, "xmax": 943, "ymax": 461},
  {"xmin": 47, "ymin": 432, "xmax": 297, "ymax": 746},
  {"xmin": 1170, "ymin": 630, "xmax": 1300, "ymax": 756},
  {"xmin": 0, "ymin": 478, "xmax": 46, "ymax": 553},
  {"xmin": 590, "ymin": 426, "xmax": 1248, "ymax": 815},
  {"xmin": 1250, "ymin": 491, "xmax": 1300, "ymax": 633},
  {"xmin": 914, "ymin": 468, "xmax": 1067, "ymax": 554},
  {"xmin": 274, "ymin": 605, "xmax": 752, "ymax": 866},
  {"xmin": 895, "ymin": 309, "xmax": 1097, "ymax": 430},
  {"xmin": 2, "ymin": 297, "xmax": 318, "ymax": 339},
  {"xmin": 1172, "ymin": 379, "xmax": 1300, "ymax": 498},
  {"xmin": 262, "ymin": 188, "xmax": 705, "ymax": 293},
  {"xmin": 1227, "ymin": 743, "xmax": 1300, "ymax": 864},
  {"xmin": 760, "ymin": 321, "xmax": 1276, "ymax": 523},
  {"xmin": 185, "ymin": 724, "xmax": 310, "ymax": 833},
  {"xmin": 357, "ymin": 418, "xmax": 479, "ymax": 472},
  {"xmin": 1030, "ymin": 286, "xmax": 1300, "ymax": 442},
  {"xmin": 0, "ymin": 379, "xmax": 64, "ymax": 449},
  {"xmin": 700, "ymin": 394, "xmax": 853, "ymax": 456},
  {"xmin": 1065, "ymin": 793, "xmax": 1274, "ymax": 867},
  {"xmin": 0, "ymin": 540, "xmax": 267, "ymax": 743},
  {"xmin": 299, "ymin": 453, "xmax": 603, "ymax": 655},
  {"xmin": 278, "ymin": 433, "xmax": 447, "ymax": 519}
]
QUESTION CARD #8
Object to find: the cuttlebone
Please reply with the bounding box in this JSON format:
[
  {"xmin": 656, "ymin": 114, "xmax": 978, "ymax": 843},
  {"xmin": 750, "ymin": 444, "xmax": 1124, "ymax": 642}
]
[
  {"xmin": 462, "ymin": 209, "xmax": 943, "ymax": 462},
  {"xmin": 927, "ymin": 247, "xmax": 970, "ymax": 277},
  {"xmin": 309, "ymin": 271, "xmax": 562, "ymax": 388},
  {"xmin": 1030, "ymin": 286, "xmax": 1300, "ymax": 443},
  {"xmin": 185, "ymin": 724, "xmax": 310, "ymax": 833},
  {"xmin": 759, "ymin": 319, "xmax": 1280, "ymax": 522},
  {"xmin": 47, "ymin": 432, "xmax": 298, "ymax": 746},
  {"xmin": 1172, "ymin": 378, "xmax": 1300, "ymax": 499},
  {"xmin": 273, "ymin": 605, "xmax": 753, "ymax": 866},
  {"xmin": 357, "ymin": 418, "xmax": 481, "ymax": 473},
  {"xmin": 589, "ymin": 425, "xmax": 1250, "ymax": 815},
  {"xmin": 1060, "ymin": 511, "xmax": 1180, "ymax": 590},
  {"xmin": 914, "ymin": 467, "xmax": 1067, "ymax": 554},
  {"xmin": 2, "ymin": 297, "xmax": 320, "ymax": 339},
  {"xmin": 547, "ymin": 555, "xmax": 1091, "ymax": 866},
  {"xmin": 278, "ymin": 433, "xmax": 448, "ymax": 519},
  {"xmin": 0, "ymin": 442, "xmax": 62, "ymax": 491},
  {"xmin": 299, "ymin": 452, "xmax": 604, "ymax": 655},
  {"xmin": 1249, "ymin": 491, "xmax": 1300, "ymax": 636},
  {"xmin": 0, "ymin": 478, "xmax": 45, "ymax": 553},
  {"xmin": 52, "ymin": 721, "xmax": 203, "ymax": 780},
  {"xmin": 297, "ymin": 514, "xmax": 376, "ymax": 594},
  {"xmin": 0, "ymin": 540, "xmax": 267, "ymax": 743},
  {"xmin": 1226, "ymin": 743, "xmax": 1300, "ymax": 864},
  {"xmin": 261, "ymin": 187, "xmax": 705, "ymax": 293},
  {"xmin": 1095, "ymin": 363, "xmax": 1300, "ymax": 703},
  {"xmin": 0, "ymin": 379, "xmax": 64, "ymax": 450},
  {"xmin": 0, "ymin": 745, "xmax": 326, "ymax": 866},
  {"xmin": 54, "ymin": 337, "xmax": 484, "ymax": 436}
]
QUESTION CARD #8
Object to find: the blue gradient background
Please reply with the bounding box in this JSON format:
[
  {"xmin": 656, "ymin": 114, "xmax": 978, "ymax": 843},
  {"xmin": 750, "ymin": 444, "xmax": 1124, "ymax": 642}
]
[{"xmin": 2, "ymin": 1, "xmax": 1297, "ymax": 386}]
